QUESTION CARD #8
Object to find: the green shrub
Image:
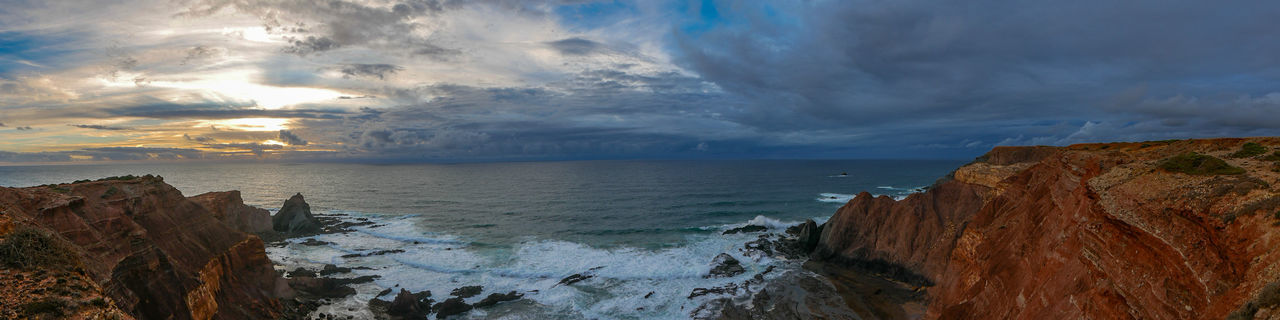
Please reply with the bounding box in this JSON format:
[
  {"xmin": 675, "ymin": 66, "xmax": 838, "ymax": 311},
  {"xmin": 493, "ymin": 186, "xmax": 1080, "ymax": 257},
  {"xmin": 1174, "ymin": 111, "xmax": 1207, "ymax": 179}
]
[
  {"xmin": 0, "ymin": 227, "xmax": 80, "ymax": 270},
  {"xmin": 1263, "ymin": 151, "xmax": 1280, "ymax": 161},
  {"xmin": 1158, "ymin": 152, "xmax": 1246, "ymax": 175},
  {"xmin": 1231, "ymin": 142, "xmax": 1268, "ymax": 158}
]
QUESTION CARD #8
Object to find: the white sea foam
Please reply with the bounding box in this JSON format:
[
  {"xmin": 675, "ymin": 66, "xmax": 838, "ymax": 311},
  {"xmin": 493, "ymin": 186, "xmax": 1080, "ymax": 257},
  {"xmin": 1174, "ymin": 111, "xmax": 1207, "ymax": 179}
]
[
  {"xmin": 741, "ymin": 215, "xmax": 801, "ymax": 230},
  {"xmin": 351, "ymin": 219, "xmax": 467, "ymax": 245},
  {"xmin": 817, "ymin": 192, "xmax": 855, "ymax": 203},
  {"xmin": 267, "ymin": 212, "xmax": 798, "ymax": 319},
  {"xmin": 877, "ymin": 185, "xmax": 927, "ymax": 192}
]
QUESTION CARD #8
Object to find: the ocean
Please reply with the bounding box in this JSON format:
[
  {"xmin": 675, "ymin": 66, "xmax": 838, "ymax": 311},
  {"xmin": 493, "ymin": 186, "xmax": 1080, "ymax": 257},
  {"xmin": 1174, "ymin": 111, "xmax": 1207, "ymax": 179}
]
[{"xmin": 0, "ymin": 159, "xmax": 962, "ymax": 319}]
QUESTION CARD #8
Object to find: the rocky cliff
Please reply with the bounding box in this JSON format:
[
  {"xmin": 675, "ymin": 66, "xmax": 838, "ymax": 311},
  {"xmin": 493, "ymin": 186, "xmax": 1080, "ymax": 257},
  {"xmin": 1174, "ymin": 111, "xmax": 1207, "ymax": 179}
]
[
  {"xmin": 813, "ymin": 137, "xmax": 1280, "ymax": 319},
  {"xmin": 0, "ymin": 175, "xmax": 289, "ymax": 319},
  {"xmin": 190, "ymin": 191, "xmax": 273, "ymax": 234}
]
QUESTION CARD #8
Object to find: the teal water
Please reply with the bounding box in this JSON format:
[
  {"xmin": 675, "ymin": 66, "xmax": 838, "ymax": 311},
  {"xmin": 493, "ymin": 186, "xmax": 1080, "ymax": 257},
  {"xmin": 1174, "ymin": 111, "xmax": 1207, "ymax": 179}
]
[{"xmin": 0, "ymin": 159, "xmax": 962, "ymax": 319}]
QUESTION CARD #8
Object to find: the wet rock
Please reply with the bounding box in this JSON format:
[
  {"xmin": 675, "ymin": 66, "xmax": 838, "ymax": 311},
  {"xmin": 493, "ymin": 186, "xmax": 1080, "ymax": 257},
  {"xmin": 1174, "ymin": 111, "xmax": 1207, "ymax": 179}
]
[
  {"xmin": 299, "ymin": 238, "xmax": 331, "ymax": 246},
  {"xmin": 388, "ymin": 289, "xmax": 434, "ymax": 317},
  {"xmin": 474, "ymin": 291, "xmax": 523, "ymax": 308},
  {"xmin": 335, "ymin": 275, "xmax": 380, "ymax": 285},
  {"xmin": 319, "ymin": 264, "xmax": 351, "ymax": 276},
  {"xmin": 645, "ymin": 291, "xmax": 654, "ymax": 299},
  {"xmin": 449, "ymin": 285, "xmax": 483, "ymax": 298},
  {"xmin": 288, "ymin": 277, "xmax": 356, "ymax": 299},
  {"xmin": 432, "ymin": 297, "xmax": 473, "ymax": 319},
  {"xmin": 722, "ymin": 225, "xmax": 767, "ymax": 235},
  {"xmin": 706, "ymin": 253, "xmax": 745, "ymax": 278},
  {"xmin": 743, "ymin": 237, "xmax": 776, "ymax": 257},
  {"xmin": 695, "ymin": 270, "xmax": 867, "ymax": 319},
  {"xmin": 340, "ymin": 249, "xmax": 405, "ymax": 258},
  {"xmin": 272, "ymin": 193, "xmax": 323, "ymax": 235},
  {"xmin": 557, "ymin": 273, "xmax": 593, "ymax": 286},
  {"xmin": 796, "ymin": 219, "xmax": 822, "ymax": 253},
  {"xmin": 688, "ymin": 283, "xmax": 739, "ymax": 299},
  {"xmin": 290, "ymin": 267, "xmax": 316, "ymax": 278},
  {"xmin": 288, "ymin": 275, "xmax": 379, "ymax": 299},
  {"xmin": 377, "ymin": 288, "xmax": 392, "ymax": 297}
]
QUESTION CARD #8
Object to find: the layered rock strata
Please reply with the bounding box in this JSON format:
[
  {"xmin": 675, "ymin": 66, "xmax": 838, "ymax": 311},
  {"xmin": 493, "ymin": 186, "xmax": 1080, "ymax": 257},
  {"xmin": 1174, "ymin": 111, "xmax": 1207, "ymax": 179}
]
[
  {"xmin": 813, "ymin": 138, "xmax": 1280, "ymax": 319},
  {"xmin": 0, "ymin": 175, "xmax": 290, "ymax": 319}
]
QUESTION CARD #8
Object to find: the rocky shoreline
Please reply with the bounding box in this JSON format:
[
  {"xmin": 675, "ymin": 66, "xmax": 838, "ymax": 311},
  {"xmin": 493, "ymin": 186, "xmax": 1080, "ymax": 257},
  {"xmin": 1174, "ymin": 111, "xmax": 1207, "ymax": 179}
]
[{"xmin": 6, "ymin": 137, "xmax": 1279, "ymax": 319}]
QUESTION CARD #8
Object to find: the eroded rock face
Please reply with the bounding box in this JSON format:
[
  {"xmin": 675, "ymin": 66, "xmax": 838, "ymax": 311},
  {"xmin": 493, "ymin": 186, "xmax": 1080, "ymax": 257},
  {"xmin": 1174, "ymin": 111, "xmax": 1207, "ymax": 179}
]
[
  {"xmin": 272, "ymin": 193, "xmax": 322, "ymax": 235},
  {"xmin": 190, "ymin": 190, "xmax": 273, "ymax": 234},
  {"xmin": 0, "ymin": 176, "xmax": 288, "ymax": 319},
  {"xmin": 814, "ymin": 137, "xmax": 1280, "ymax": 319}
]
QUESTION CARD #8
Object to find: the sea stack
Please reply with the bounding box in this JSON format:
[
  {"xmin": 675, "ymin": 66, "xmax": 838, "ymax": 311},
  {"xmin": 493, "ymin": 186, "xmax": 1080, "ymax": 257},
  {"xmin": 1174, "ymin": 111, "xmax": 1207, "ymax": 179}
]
[{"xmin": 272, "ymin": 193, "xmax": 322, "ymax": 235}]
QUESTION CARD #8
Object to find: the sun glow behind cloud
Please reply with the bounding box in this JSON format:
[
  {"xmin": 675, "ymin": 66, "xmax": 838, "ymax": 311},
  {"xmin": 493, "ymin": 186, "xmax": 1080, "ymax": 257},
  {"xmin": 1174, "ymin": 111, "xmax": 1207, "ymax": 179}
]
[
  {"xmin": 196, "ymin": 118, "xmax": 289, "ymax": 132},
  {"xmin": 148, "ymin": 70, "xmax": 346, "ymax": 109}
]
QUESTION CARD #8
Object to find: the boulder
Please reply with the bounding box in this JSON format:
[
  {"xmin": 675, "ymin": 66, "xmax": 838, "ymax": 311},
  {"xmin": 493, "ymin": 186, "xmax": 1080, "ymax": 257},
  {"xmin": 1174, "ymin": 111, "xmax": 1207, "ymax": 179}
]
[
  {"xmin": 432, "ymin": 297, "xmax": 472, "ymax": 319},
  {"xmin": 707, "ymin": 253, "xmax": 745, "ymax": 278},
  {"xmin": 287, "ymin": 277, "xmax": 356, "ymax": 299},
  {"xmin": 387, "ymin": 289, "xmax": 433, "ymax": 317},
  {"xmin": 319, "ymin": 264, "xmax": 351, "ymax": 276},
  {"xmin": 722, "ymin": 225, "xmax": 768, "ymax": 235},
  {"xmin": 557, "ymin": 273, "xmax": 593, "ymax": 286},
  {"xmin": 473, "ymin": 291, "xmax": 523, "ymax": 308},
  {"xmin": 797, "ymin": 219, "xmax": 822, "ymax": 253},
  {"xmin": 449, "ymin": 285, "xmax": 483, "ymax": 298},
  {"xmin": 272, "ymin": 193, "xmax": 322, "ymax": 235}
]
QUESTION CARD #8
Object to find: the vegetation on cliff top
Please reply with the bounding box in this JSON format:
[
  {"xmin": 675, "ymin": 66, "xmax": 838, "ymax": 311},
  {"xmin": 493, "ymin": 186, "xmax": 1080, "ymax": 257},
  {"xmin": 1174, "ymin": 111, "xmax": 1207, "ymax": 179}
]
[
  {"xmin": 0, "ymin": 227, "xmax": 81, "ymax": 270},
  {"xmin": 1230, "ymin": 143, "xmax": 1269, "ymax": 158},
  {"xmin": 1158, "ymin": 152, "xmax": 1246, "ymax": 175},
  {"xmin": 72, "ymin": 175, "xmax": 142, "ymax": 184}
]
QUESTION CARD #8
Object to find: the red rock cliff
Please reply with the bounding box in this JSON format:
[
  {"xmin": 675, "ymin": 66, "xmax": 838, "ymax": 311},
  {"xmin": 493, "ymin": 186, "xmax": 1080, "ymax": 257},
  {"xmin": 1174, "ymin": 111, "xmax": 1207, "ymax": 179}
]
[
  {"xmin": 815, "ymin": 138, "xmax": 1280, "ymax": 319},
  {"xmin": 0, "ymin": 175, "xmax": 288, "ymax": 319}
]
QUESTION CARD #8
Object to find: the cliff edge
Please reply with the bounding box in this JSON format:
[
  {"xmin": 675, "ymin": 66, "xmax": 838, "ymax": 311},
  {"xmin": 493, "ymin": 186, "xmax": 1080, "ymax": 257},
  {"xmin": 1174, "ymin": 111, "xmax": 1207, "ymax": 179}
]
[
  {"xmin": 0, "ymin": 175, "xmax": 290, "ymax": 319},
  {"xmin": 813, "ymin": 137, "xmax": 1280, "ymax": 319}
]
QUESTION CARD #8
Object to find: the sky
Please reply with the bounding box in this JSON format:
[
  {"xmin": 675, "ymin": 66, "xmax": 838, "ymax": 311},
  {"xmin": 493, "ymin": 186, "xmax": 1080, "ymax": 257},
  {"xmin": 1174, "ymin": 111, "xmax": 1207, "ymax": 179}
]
[{"xmin": 1, "ymin": 0, "xmax": 1279, "ymax": 163}]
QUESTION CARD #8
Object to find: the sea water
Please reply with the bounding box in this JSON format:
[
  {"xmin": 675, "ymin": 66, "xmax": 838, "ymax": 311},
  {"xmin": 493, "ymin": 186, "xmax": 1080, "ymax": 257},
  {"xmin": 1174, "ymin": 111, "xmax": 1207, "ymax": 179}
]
[{"xmin": 0, "ymin": 159, "xmax": 962, "ymax": 319}]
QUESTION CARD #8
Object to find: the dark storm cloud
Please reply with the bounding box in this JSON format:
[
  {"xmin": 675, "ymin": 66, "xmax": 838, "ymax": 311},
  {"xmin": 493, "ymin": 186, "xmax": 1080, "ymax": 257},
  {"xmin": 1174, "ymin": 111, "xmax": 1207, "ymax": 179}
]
[
  {"xmin": 0, "ymin": 151, "xmax": 72, "ymax": 162},
  {"xmin": 277, "ymin": 129, "xmax": 308, "ymax": 145},
  {"xmin": 70, "ymin": 124, "xmax": 131, "ymax": 131},
  {"xmin": 547, "ymin": 37, "xmax": 602, "ymax": 55},
  {"xmin": 337, "ymin": 64, "xmax": 404, "ymax": 80},
  {"xmin": 674, "ymin": 0, "xmax": 1280, "ymax": 147},
  {"xmin": 334, "ymin": 67, "xmax": 750, "ymax": 160}
]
